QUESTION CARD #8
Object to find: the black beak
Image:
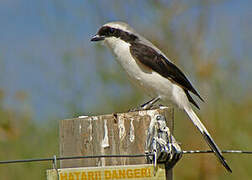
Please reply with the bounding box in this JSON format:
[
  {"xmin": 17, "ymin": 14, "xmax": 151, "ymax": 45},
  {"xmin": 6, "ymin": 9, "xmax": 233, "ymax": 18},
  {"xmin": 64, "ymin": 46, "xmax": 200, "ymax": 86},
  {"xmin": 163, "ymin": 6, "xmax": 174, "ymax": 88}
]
[{"xmin": 90, "ymin": 34, "xmax": 105, "ymax": 42}]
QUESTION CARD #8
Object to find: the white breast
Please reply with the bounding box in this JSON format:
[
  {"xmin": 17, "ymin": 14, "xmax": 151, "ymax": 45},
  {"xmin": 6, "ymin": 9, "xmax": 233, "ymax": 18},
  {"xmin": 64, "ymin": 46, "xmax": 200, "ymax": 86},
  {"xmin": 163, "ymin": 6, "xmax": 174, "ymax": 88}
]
[{"xmin": 104, "ymin": 37, "xmax": 189, "ymax": 109}]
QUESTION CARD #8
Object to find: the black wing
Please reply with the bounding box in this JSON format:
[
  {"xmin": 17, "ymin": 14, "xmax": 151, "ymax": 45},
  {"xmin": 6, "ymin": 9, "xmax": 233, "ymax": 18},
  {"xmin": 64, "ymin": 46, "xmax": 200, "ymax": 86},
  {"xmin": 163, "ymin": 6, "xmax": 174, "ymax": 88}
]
[{"xmin": 130, "ymin": 42, "xmax": 204, "ymax": 105}]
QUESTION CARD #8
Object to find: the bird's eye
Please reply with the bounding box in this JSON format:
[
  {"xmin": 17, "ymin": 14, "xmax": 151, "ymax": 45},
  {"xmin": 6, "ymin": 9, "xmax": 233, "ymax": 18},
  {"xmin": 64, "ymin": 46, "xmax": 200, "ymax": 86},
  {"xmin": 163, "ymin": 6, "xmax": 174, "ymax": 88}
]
[{"xmin": 109, "ymin": 28, "xmax": 115, "ymax": 34}]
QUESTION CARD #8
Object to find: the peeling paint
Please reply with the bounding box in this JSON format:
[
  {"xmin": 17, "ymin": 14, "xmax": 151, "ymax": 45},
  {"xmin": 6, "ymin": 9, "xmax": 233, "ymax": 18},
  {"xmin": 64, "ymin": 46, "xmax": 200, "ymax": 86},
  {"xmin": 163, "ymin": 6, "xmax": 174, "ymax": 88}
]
[
  {"xmin": 88, "ymin": 118, "xmax": 93, "ymax": 141},
  {"xmin": 96, "ymin": 158, "xmax": 102, "ymax": 166},
  {"xmin": 138, "ymin": 111, "xmax": 147, "ymax": 116},
  {"xmin": 101, "ymin": 119, "xmax": 109, "ymax": 148},
  {"xmin": 118, "ymin": 116, "xmax": 126, "ymax": 140},
  {"xmin": 79, "ymin": 124, "xmax": 82, "ymax": 134},
  {"xmin": 129, "ymin": 118, "xmax": 135, "ymax": 142},
  {"xmin": 146, "ymin": 109, "xmax": 156, "ymax": 118},
  {"xmin": 92, "ymin": 116, "xmax": 98, "ymax": 121},
  {"xmin": 148, "ymin": 115, "xmax": 156, "ymax": 135},
  {"xmin": 78, "ymin": 115, "xmax": 89, "ymax": 118}
]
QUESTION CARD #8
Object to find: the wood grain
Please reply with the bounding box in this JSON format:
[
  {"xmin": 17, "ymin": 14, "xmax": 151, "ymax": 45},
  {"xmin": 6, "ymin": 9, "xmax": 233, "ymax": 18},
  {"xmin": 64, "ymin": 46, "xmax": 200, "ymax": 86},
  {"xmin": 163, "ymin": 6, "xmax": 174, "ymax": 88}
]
[{"xmin": 59, "ymin": 108, "xmax": 174, "ymax": 171}]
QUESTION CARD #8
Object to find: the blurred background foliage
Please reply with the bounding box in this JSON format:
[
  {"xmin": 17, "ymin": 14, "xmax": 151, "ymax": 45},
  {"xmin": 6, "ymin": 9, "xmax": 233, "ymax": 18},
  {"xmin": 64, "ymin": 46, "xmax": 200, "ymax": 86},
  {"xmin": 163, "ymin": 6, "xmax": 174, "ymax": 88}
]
[{"xmin": 0, "ymin": 0, "xmax": 251, "ymax": 179}]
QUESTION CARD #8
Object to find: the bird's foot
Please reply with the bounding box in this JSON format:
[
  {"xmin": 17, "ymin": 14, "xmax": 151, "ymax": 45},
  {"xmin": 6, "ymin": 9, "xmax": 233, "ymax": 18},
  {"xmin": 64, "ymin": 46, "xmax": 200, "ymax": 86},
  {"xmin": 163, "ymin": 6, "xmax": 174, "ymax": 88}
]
[
  {"xmin": 128, "ymin": 97, "xmax": 161, "ymax": 112},
  {"xmin": 149, "ymin": 104, "xmax": 165, "ymax": 110}
]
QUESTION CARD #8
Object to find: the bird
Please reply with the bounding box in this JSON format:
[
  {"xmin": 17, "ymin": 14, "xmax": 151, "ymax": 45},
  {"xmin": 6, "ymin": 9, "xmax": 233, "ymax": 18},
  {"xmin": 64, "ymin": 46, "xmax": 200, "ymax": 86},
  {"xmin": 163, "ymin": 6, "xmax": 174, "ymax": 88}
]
[{"xmin": 91, "ymin": 21, "xmax": 232, "ymax": 172}]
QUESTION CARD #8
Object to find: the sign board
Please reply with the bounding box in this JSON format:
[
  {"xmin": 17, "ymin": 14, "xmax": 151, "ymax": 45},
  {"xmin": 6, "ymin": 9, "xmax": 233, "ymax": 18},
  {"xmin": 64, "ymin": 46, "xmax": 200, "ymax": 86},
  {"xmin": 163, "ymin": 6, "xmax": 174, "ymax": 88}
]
[{"xmin": 47, "ymin": 164, "xmax": 166, "ymax": 180}]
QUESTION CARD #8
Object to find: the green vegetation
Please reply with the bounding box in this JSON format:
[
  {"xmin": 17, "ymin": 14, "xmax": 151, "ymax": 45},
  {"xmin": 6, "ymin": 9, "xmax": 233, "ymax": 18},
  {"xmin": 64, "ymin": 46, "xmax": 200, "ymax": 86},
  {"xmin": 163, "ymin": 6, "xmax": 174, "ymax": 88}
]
[
  {"xmin": 0, "ymin": 0, "xmax": 251, "ymax": 179},
  {"xmin": 0, "ymin": 92, "xmax": 58, "ymax": 179}
]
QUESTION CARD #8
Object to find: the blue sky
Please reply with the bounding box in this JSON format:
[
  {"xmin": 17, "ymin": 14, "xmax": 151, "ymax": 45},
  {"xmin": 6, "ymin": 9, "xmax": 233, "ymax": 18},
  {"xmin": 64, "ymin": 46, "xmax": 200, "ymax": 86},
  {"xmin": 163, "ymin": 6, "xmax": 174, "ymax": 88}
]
[{"xmin": 0, "ymin": 0, "xmax": 251, "ymax": 121}]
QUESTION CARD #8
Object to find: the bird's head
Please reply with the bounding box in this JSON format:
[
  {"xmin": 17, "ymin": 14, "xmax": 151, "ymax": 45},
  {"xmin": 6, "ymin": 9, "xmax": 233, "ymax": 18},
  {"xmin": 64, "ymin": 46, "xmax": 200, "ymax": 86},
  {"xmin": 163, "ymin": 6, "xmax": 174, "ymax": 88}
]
[{"xmin": 91, "ymin": 21, "xmax": 139, "ymax": 45}]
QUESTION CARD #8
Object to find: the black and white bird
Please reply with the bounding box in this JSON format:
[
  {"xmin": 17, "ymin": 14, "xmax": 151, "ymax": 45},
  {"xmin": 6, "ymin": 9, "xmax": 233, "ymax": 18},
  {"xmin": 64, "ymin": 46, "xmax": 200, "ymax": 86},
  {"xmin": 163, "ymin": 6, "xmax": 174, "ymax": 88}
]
[{"xmin": 91, "ymin": 21, "xmax": 232, "ymax": 172}]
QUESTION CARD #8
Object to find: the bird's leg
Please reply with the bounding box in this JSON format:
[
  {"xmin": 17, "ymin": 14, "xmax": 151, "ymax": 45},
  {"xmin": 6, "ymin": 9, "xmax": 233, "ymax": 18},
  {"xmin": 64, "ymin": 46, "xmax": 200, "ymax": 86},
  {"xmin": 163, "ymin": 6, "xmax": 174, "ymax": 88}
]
[
  {"xmin": 148, "ymin": 104, "xmax": 166, "ymax": 110},
  {"xmin": 141, "ymin": 97, "xmax": 160, "ymax": 110},
  {"xmin": 129, "ymin": 97, "xmax": 160, "ymax": 112}
]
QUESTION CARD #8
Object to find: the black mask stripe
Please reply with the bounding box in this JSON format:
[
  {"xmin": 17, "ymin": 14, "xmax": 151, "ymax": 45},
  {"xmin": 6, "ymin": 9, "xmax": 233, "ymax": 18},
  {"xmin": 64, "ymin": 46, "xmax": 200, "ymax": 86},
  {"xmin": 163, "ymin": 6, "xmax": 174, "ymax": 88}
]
[{"xmin": 98, "ymin": 26, "xmax": 138, "ymax": 43}]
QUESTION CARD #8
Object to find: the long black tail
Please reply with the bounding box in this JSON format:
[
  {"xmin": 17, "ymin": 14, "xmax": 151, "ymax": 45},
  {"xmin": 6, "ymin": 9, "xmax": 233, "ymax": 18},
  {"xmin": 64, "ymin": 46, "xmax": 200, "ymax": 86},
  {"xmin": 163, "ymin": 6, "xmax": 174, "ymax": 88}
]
[{"xmin": 184, "ymin": 107, "xmax": 232, "ymax": 173}]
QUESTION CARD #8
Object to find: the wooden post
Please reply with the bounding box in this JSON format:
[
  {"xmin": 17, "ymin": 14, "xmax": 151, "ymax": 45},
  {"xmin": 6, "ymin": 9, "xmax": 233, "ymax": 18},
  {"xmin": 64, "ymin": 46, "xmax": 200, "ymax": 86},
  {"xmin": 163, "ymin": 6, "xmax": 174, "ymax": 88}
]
[{"xmin": 59, "ymin": 107, "xmax": 174, "ymax": 179}]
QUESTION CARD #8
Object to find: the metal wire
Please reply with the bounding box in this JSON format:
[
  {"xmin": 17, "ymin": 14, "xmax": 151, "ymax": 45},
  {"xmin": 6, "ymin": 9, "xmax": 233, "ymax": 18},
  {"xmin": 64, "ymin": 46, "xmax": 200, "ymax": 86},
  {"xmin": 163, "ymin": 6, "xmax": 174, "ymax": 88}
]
[
  {"xmin": 0, "ymin": 153, "xmax": 154, "ymax": 165},
  {"xmin": 182, "ymin": 150, "xmax": 252, "ymax": 154},
  {"xmin": 0, "ymin": 150, "xmax": 251, "ymax": 165}
]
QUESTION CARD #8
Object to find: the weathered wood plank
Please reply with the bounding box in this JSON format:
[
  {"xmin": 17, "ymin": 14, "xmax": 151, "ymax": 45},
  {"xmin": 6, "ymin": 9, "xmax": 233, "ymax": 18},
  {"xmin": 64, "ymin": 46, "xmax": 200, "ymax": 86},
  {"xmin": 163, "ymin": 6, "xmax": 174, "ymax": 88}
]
[{"xmin": 59, "ymin": 107, "xmax": 174, "ymax": 178}]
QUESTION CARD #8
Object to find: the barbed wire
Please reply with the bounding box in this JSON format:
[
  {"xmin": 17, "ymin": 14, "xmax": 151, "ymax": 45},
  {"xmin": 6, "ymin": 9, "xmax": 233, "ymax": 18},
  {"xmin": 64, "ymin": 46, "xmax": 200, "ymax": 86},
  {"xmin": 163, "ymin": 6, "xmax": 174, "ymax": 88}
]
[{"xmin": 0, "ymin": 150, "xmax": 251, "ymax": 165}]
